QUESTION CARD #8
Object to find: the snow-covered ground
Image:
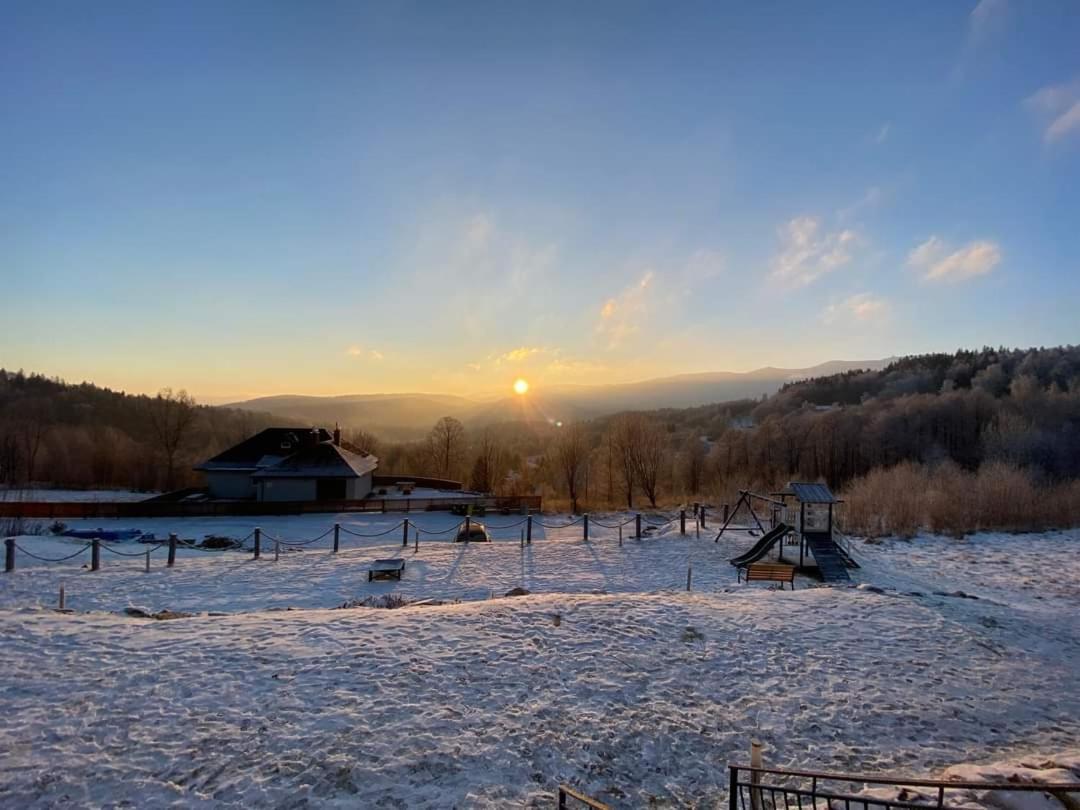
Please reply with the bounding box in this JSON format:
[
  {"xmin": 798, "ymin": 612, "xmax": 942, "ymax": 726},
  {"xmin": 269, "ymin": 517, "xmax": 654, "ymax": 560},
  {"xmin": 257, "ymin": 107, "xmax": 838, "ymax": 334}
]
[{"xmin": 1, "ymin": 515, "xmax": 1078, "ymax": 808}]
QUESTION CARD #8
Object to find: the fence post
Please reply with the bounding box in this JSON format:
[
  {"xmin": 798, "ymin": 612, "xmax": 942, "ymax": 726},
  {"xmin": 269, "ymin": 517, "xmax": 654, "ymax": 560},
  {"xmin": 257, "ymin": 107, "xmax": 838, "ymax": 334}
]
[
  {"xmin": 91, "ymin": 538, "xmax": 101, "ymax": 571},
  {"xmin": 750, "ymin": 740, "xmax": 763, "ymax": 810},
  {"xmin": 253, "ymin": 528, "xmax": 261, "ymax": 560},
  {"xmin": 414, "ymin": 530, "xmax": 419, "ymax": 554},
  {"xmin": 700, "ymin": 506, "xmax": 707, "ymax": 528},
  {"xmin": 167, "ymin": 534, "xmax": 177, "ymax": 567},
  {"xmin": 635, "ymin": 513, "xmax": 642, "ymax": 540},
  {"xmin": 402, "ymin": 519, "xmax": 409, "ymax": 547},
  {"xmin": 686, "ymin": 563, "xmax": 692, "ymax": 592},
  {"xmin": 333, "ymin": 523, "xmax": 340, "ymax": 553},
  {"xmin": 583, "ymin": 513, "xmax": 589, "ymax": 542},
  {"xmin": 145, "ymin": 549, "xmax": 151, "ymax": 573},
  {"xmin": 4, "ymin": 538, "xmax": 14, "ymax": 573},
  {"xmin": 619, "ymin": 525, "xmax": 623, "ymax": 547},
  {"xmin": 59, "ymin": 582, "xmax": 65, "ymax": 610},
  {"xmin": 526, "ymin": 515, "xmax": 532, "ymax": 545},
  {"xmin": 464, "ymin": 516, "xmax": 471, "ymax": 543},
  {"xmin": 680, "ymin": 509, "xmax": 686, "ymax": 535},
  {"xmin": 723, "ymin": 503, "xmax": 730, "ymax": 523},
  {"xmin": 274, "ymin": 539, "xmax": 280, "ymax": 562}
]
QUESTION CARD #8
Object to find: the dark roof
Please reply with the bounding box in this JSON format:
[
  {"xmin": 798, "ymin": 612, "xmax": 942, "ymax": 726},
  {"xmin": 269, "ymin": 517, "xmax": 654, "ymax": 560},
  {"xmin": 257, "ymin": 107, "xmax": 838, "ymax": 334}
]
[
  {"xmin": 782, "ymin": 482, "xmax": 838, "ymax": 504},
  {"xmin": 195, "ymin": 428, "xmax": 331, "ymax": 472},
  {"xmin": 251, "ymin": 442, "xmax": 378, "ymax": 479}
]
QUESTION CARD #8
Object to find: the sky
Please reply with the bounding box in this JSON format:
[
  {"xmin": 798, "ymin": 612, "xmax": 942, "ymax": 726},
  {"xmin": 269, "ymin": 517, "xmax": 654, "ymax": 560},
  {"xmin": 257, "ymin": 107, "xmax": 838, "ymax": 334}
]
[{"xmin": 2, "ymin": 1, "xmax": 1079, "ymax": 403}]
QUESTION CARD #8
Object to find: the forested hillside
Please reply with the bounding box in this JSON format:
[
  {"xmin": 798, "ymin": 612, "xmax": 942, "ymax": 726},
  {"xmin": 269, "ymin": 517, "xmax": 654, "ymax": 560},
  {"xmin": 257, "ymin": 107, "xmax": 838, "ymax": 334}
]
[{"xmin": 0, "ymin": 370, "xmax": 286, "ymax": 491}]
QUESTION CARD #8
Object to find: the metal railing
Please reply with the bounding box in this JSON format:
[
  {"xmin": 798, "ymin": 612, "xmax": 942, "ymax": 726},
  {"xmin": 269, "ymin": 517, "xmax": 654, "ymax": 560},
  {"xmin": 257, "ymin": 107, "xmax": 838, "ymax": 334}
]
[{"xmin": 729, "ymin": 765, "xmax": 1079, "ymax": 810}]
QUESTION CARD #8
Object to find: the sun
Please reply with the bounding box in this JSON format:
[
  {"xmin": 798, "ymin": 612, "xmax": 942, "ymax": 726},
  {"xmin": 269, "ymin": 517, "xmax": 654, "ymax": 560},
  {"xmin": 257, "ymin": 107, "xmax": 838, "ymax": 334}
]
[{"xmin": 513, "ymin": 378, "xmax": 529, "ymax": 395}]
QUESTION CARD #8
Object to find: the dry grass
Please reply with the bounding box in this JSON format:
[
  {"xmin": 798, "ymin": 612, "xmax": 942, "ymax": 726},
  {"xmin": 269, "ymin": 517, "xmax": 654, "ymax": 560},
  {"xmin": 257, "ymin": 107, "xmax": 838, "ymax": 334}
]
[{"xmin": 841, "ymin": 462, "xmax": 1080, "ymax": 538}]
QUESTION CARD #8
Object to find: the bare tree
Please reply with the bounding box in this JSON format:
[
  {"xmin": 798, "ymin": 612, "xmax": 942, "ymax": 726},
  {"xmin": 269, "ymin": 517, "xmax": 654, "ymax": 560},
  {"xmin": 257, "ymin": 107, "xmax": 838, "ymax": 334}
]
[
  {"xmin": 608, "ymin": 414, "xmax": 639, "ymax": 509},
  {"xmin": 13, "ymin": 398, "xmax": 51, "ymax": 484},
  {"xmin": 147, "ymin": 388, "xmax": 197, "ymax": 491},
  {"xmin": 551, "ymin": 422, "xmax": 588, "ymax": 513},
  {"xmin": 427, "ymin": 416, "xmax": 467, "ymax": 480},
  {"xmin": 681, "ymin": 435, "xmax": 707, "ymax": 496},
  {"xmin": 632, "ymin": 417, "xmax": 666, "ymax": 508},
  {"xmin": 469, "ymin": 429, "xmax": 506, "ymax": 493},
  {"xmin": 345, "ymin": 428, "xmax": 380, "ymax": 457}
]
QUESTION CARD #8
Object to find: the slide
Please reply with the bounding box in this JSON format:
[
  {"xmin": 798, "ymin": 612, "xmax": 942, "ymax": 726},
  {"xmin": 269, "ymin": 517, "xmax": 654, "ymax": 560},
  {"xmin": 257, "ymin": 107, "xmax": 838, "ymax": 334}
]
[{"xmin": 728, "ymin": 523, "xmax": 791, "ymax": 567}]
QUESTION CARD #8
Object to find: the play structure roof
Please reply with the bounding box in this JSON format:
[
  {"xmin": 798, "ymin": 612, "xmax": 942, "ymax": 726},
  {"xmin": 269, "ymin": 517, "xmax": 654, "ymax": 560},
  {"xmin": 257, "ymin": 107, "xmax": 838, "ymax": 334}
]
[{"xmin": 780, "ymin": 482, "xmax": 838, "ymax": 504}]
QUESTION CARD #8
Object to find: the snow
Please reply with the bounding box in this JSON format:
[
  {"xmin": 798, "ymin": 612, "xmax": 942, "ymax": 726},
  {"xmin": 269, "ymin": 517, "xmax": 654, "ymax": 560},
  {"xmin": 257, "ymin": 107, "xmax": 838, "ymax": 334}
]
[{"xmin": 1, "ymin": 516, "xmax": 1078, "ymax": 808}]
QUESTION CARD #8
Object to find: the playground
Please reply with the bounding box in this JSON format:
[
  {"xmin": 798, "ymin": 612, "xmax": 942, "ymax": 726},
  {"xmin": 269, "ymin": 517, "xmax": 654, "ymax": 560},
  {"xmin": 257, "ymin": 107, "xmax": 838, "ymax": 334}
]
[{"xmin": 1, "ymin": 496, "xmax": 1078, "ymax": 807}]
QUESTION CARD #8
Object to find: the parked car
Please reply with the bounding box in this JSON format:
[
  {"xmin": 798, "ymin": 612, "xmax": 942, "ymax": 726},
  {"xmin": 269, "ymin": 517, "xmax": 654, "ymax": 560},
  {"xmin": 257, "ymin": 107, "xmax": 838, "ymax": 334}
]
[{"xmin": 454, "ymin": 521, "xmax": 491, "ymax": 542}]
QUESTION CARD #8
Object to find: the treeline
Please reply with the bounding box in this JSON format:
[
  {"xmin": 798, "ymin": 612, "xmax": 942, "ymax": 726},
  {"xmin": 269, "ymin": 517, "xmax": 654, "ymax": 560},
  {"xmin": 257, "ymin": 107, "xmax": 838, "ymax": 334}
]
[{"xmin": 0, "ymin": 370, "xmax": 285, "ymax": 492}]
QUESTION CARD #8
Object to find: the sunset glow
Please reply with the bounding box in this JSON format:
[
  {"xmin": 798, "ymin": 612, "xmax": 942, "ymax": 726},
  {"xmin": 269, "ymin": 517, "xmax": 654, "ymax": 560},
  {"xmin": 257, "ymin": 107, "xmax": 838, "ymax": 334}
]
[{"xmin": 513, "ymin": 378, "xmax": 530, "ymax": 395}]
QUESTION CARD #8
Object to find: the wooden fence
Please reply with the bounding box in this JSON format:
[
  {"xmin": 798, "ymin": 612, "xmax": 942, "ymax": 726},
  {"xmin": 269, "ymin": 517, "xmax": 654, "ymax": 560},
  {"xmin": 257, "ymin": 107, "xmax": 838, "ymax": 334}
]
[{"xmin": 0, "ymin": 495, "xmax": 542, "ymax": 520}]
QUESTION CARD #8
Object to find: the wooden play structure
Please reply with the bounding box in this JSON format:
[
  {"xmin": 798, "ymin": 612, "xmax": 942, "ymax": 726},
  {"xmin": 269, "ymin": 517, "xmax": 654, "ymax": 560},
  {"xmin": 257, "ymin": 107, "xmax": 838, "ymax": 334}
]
[{"xmin": 721, "ymin": 482, "xmax": 858, "ymax": 583}]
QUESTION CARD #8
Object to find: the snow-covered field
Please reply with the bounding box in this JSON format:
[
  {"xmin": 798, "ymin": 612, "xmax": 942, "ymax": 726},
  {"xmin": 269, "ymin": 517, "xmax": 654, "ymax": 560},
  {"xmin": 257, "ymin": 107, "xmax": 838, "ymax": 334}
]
[{"xmin": 1, "ymin": 514, "xmax": 1078, "ymax": 808}]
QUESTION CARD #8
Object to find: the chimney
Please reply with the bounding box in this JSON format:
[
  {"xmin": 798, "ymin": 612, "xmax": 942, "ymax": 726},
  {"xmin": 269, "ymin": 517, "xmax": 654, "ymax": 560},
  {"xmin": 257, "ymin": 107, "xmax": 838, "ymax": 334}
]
[{"xmin": 333, "ymin": 424, "xmax": 341, "ymax": 446}]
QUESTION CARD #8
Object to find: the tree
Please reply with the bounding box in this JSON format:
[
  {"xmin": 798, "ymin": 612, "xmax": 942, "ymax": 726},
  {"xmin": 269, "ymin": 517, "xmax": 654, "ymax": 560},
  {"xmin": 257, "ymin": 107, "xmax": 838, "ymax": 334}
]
[
  {"xmin": 345, "ymin": 428, "xmax": 380, "ymax": 457},
  {"xmin": 469, "ymin": 429, "xmax": 506, "ymax": 493},
  {"xmin": 13, "ymin": 397, "xmax": 51, "ymax": 483},
  {"xmin": 146, "ymin": 388, "xmax": 197, "ymax": 491},
  {"xmin": 608, "ymin": 414, "xmax": 640, "ymax": 508},
  {"xmin": 552, "ymin": 422, "xmax": 588, "ymax": 513},
  {"xmin": 427, "ymin": 416, "xmax": 467, "ymax": 480},
  {"xmin": 631, "ymin": 417, "xmax": 666, "ymax": 508},
  {"xmin": 680, "ymin": 435, "xmax": 707, "ymax": 495}
]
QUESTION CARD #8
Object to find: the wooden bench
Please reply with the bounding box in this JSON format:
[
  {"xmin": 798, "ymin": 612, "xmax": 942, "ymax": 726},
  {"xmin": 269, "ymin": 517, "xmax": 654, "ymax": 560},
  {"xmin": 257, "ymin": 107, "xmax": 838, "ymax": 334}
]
[
  {"xmin": 739, "ymin": 562, "xmax": 796, "ymax": 589},
  {"xmin": 368, "ymin": 558, "xmax": 406, "ymax": 581}
]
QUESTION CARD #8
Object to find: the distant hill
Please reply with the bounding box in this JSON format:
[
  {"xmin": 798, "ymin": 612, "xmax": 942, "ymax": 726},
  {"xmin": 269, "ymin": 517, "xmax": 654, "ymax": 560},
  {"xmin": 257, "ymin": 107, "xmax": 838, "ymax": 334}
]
[{"xmin": 227, "ymin": 359, "xmax": 892, "ymax": 436}]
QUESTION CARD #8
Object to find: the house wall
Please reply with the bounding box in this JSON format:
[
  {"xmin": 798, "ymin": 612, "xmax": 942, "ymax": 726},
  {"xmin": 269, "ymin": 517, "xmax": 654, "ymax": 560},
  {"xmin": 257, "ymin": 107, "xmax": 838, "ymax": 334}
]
[
  {"xmin": 346, "ymin": 472, "xmax": 373, "ymax": 500},
  {"xmin": 258, "ymin": 478, "xmax": 317, "ymax": 502},
  {"xmin": 206, "ymin": 471, "xmax": 256, "ymax": 500}
]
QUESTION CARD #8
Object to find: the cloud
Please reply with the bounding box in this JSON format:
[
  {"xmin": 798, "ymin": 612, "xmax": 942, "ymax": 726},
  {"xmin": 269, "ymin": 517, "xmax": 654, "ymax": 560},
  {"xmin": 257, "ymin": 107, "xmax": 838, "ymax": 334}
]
[
  {"xmin": 769, "ymin": 217, "xmax": 858, "ymax": 287},
  {"xmin": 345, "ymin": 345, "xmax": 384, "ymax": 361},
  {"xmin": 968, "ymin": 0, "xmax": 1008, "ymax": 44},
  {"xmin": 1026, "ymin": 77, "xmax": 1080, "ymax": 144},
  {"xmin": 822, "ymin": 293, "xmax": 890, "ymax": 325},
  {"xmin": 493, "ymin": 346, "xmax": 549, "ymax": 366},
  {"xmin": 874, "ymin": 123, "xmax": 891, "ymax": 144},
  {"xmin": 953, "ymin": 0, "xmax": 1008, "ymax": 81},
  {"xmin": 596, "ymin": 271, "xmax": 654, "ymax": 349},
  {"xmin": 907, "ymin": 236, "xmax": 1002, "ymax": 282},
  {"xmin": 837, "ymin": 187, "xmax": 883, "ymax": 222}
]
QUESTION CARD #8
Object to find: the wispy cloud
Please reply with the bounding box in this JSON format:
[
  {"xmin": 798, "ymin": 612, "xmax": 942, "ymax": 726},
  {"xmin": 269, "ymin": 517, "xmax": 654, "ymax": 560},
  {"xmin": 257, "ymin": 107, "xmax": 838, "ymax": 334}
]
[
  {"xmin": 770, "ymin": 217, "xmax": 858, "ymax": 287},
  {"xmin": 596, "ymin": 271, "xmax": 654, "ymax": 349},
  {"xmin": 907, "ymin": 236, "xmax": 1002, "ymax": 282},
  {"xmin": 874, "ymin": 123, "xmax": 891, "ymax": 144},
  {"xmin": 1026, "ymin": 77, "xmax": 1080, "ymax": 144},
  {"xmin": 345, "ymin": 345, "xmax": 384, "ymax": 361},
  {"xmin": 952, "ymin": 0, "xmax": 1008, "ymax": 82},
  {"xmin": 822, "ymin": 293, "xmax": 890, "ymax": 325},
  {"xmin": 837, "ymin": 187, "xmax": 883, "ymax": 222},
  {"xmin": 494, "ymin": 346, "xmax": 549, "ymax": 365}
]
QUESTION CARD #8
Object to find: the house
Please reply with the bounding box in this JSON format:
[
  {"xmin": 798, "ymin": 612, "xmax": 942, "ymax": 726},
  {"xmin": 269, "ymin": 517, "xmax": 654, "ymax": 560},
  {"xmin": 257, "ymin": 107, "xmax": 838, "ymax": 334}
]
[{"xmin": 195, "ymin": 427, "xmax": 378, "ymax": 502}]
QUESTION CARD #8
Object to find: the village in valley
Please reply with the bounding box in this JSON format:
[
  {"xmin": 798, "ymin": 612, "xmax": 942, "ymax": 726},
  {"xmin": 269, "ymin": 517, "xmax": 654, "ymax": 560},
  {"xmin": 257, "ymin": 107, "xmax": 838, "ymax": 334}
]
[{"xmin": 3, "ymin": 1, "xmax": 1080, "ymax": 808}]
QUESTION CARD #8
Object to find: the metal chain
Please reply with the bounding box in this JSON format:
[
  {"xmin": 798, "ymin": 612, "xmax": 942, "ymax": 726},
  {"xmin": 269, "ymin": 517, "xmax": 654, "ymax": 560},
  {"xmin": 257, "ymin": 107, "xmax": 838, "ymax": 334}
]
[{"xmin": 12, "ymin": 542, "xmax": 92, "ymax": 562}]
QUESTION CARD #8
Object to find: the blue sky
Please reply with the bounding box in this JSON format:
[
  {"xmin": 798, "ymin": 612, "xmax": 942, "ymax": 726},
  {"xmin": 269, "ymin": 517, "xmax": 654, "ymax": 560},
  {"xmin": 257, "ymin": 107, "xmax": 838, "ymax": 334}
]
[{"xmin": 2, "ymin": 0, "xmax": 1079, "ymax": 401}]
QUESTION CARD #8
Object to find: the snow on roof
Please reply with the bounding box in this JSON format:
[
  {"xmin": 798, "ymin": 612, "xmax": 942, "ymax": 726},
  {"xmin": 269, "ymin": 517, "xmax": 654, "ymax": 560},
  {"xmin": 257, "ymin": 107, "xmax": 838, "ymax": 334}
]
[
  {"xmin": 251, "ymin": 442, "xmax": 378, "ymax": 479},
  {"xmin": 195, "ymin": 428, "xmax": 331, "ymax": 472}
]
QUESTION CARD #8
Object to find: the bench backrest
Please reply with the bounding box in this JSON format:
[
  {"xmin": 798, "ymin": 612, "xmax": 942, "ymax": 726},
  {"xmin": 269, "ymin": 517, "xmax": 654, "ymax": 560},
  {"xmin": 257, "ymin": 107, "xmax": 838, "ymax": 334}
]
[{"xmin": 746, "ymin": 563, "xmax": 795, "ymax": 581}]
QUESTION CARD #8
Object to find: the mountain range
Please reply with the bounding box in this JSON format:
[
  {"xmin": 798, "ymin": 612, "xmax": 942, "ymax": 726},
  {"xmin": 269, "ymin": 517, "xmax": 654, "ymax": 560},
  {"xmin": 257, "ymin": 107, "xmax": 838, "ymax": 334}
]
[{"xmin": 225, "ymin": 359, "xmax": 892, "ymax": 440}]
